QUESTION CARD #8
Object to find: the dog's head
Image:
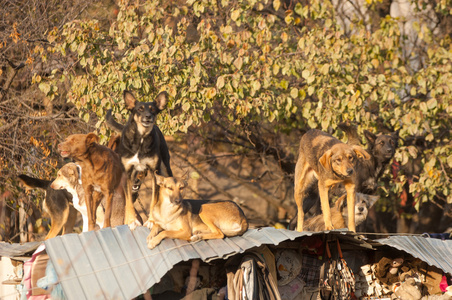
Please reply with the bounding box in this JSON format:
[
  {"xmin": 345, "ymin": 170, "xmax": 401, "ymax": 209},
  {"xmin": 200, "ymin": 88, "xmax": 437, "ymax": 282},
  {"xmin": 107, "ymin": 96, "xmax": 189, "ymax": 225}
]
[
  {"xmin": 130, "ymin": 165, "xmax": 148, "ymax": 193},
  {"xmin": 51, "ymin": 163, "xmax": 80, "ymax": 190},
  {"xmin": 123, "ymin": 90, "xmax": 168, "ymax": 135},
  {"xmin": 319, "ymin": 143, "xmax": 371, "ymax": 178},
  {"xmin": 155, "ymin": 173, "xmax": 187, "ymax": 205},
  {"xmin": 364, "ymin": 130, "xmax": 399, "ymax": 163},
  {"xmin": 336, "ymin": 193, "xmax": 379, "ymax": 226},
  {"xmin": 58, "ymin": 133, "xmax": 100, "ymax": 159}
]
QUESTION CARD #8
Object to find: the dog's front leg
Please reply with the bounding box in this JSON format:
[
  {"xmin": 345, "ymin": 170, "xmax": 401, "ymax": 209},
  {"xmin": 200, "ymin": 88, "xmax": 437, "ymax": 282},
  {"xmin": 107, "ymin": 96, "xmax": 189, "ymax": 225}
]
[
  {"xmin": 83, "ymin": 184, "xmax": 97, "ymax": 231},
  {"xmin": 146, "ymin": 223, "xmax": 161, "ymax": 245},
  {"xmin": 124, "ymin": 178, "xmax": 140, "ymax": 230},
  {"xmin": 318, "ymin": 183, "xmax": 334, "ymax": 230},
  {"xmin": 294, "ymin": 180, "xmax": 305, "ymax": 232},
  {"xmin": 147, "ymin": 229, "xmax": 191, "ymax": 249},
  {"xmin": 344, "ymin": 182, "xmax": 356, "ymax": 232},
  {"xmin": 294, "ymin": 162, "xmax": 310, "ymax": 232}
]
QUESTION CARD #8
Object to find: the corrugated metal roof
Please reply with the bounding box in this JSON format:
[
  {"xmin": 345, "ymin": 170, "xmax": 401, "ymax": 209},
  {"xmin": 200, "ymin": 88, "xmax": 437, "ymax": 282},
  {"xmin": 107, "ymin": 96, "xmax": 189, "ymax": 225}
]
[
  {"xmin": 43, "ymin": 226, "xmax": 337, "ymax": 300},
  {"xmin": 0, "ymin": 241, "xmax": 41, "ymax": 258},
  {"xmin": 375, "ymin": 235, "xmax": 452, "ymax": 275},
  {"xmin": 43, "ymin": 226, "xmax": 452, "ymax": 300}
]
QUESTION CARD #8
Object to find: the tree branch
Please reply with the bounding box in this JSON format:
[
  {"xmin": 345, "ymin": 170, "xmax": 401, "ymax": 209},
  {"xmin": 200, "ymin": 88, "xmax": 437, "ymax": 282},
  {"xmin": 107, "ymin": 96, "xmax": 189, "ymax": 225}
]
[{"xmin": 1, "ymin": 56, "xmax": 26, "ymax": 102}]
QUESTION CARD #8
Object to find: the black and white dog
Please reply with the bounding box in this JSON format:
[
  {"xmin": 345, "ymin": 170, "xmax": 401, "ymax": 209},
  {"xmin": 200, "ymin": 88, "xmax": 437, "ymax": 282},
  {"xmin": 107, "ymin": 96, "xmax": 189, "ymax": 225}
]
[{"xmin": 106, "ymin": 90, "xmax": 173, "ymax": 228}]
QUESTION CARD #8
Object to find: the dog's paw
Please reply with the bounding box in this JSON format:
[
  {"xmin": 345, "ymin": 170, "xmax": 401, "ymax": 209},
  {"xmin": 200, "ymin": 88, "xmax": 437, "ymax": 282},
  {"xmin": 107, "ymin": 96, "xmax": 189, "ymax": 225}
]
[
  {"xmin": 143, "ymin": 219, "xmax": 154, "ymax": 230},
  {"xmin": 147, "ymin": 237, "xmax": 160, "ymax": 249},
  {"xmin": 325, "ymin": 225, "xmax": 335, "ymax": 231},
  {"xmin": 190, "ymin": 235, "xmax": 201, "ymax": 242},
  {"xmin": 128, "ymin": 219, "xmax": 141, "ymax": 231}
]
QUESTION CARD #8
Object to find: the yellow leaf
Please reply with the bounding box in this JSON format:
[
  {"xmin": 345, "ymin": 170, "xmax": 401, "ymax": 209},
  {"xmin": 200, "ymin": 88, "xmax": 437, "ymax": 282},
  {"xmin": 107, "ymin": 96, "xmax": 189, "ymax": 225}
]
[
  {"xmin": 273, "ymin": 0, "xmax": 281, "ymax": 11},
  {"xmin": 234, "ymin": 57, "xmax": 243, "ymax": 70},
  {"xmin": 231, "ymin": 9, "xmax": 241, "ymax": 21},
  {"xmin": 281, "ymin": 32, "xmax": 288, "ymax": 42}
]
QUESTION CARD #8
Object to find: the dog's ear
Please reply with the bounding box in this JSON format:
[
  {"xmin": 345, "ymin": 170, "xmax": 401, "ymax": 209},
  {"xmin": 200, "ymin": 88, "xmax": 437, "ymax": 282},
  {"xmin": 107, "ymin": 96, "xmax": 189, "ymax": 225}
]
[
  {"xmin": 178, "ymin": 178, "xmax": 187, "ymax": 189},
  {"xmin": 155, "ymin": 172, "xmax": 165, "ymax": 186},
  {"xmin": 124, "ymin": 90, "xmax": 137, "ymax": 110},
  {"xmin": 366, "ymin": 194, "xmax": 380, "ymax": 208},
  {"xmin": 154, "ymin": 91, "xmax": 168, "ymax": 111},
  {"xmin": 319, "ymin": 149, "xmax": 333, "ymax": 171},
  {"xmin": 180, "ymin": 175, "xmax": 188, "ymax": 188},
  {"xmin": 85, "ymin": 133, "xmax": 100, "ymax": 146},
  {"xmin": 335, "ymin": 194, "xmax": 347, "ymax": 211},
  {"xmin": 66, "ymin": 164, "xmax": 76, "ymax": 176},
  {"xmin": 363, "ymin": 130, "xmax": 377, "ymax": 147},
  {"xmin": 352, "ymin": 145, "xmax": 371, "ymax": 160}
]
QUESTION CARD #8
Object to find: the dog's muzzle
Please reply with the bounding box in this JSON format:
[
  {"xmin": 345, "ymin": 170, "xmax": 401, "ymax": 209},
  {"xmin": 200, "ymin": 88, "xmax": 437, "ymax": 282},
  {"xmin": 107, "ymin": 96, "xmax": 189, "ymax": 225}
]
[{"xmin": 141, "ymin": 116, "xmax": 154, "ymax": 127}]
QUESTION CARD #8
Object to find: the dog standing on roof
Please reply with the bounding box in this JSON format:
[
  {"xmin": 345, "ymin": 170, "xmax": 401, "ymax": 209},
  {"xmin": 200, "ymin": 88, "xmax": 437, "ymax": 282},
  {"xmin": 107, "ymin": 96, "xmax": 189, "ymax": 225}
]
[
  {"xmin": 294, "ymin": 129, "xmax": 370, "ymax": 232},
  {"xmin": 106, "ymin": 90, "xmax": 173, "ymax": 228}
]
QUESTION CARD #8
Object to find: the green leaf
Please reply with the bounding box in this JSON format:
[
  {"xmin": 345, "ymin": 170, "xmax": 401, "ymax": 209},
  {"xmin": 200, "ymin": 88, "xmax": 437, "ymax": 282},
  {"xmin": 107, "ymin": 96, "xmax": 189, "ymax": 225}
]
[
  {"xmin": 280, "ymin": 79, "xmax": 289, "ymax": 90},
  {"xmin": 294, "ymin": 3, "xmax": 303, "ymax": 15},
  {"xmin": 39, "ymin": 82, "xmax": 51, "ymax": 95}
]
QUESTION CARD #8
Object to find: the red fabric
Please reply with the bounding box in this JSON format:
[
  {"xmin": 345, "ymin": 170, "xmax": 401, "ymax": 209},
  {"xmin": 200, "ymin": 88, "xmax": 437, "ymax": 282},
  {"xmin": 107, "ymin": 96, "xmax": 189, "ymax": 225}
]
[
  {"xmin": 440, "ymin": 275, "xmax": 449, "ymax": 292},
  {"xmin": 22, "ymin": 243, "xmax": 51, "ymax": 300}
]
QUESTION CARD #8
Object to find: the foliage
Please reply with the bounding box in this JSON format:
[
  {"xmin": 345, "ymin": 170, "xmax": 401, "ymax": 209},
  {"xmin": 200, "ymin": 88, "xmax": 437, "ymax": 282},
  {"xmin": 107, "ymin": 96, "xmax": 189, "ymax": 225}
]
[
  {"xmin": 0, "ymin": 0, "xmax": 118, "ymax": 242},
  {"xmin": 29, "ymin": 0, "xmax": 452, "ymax": 227}
]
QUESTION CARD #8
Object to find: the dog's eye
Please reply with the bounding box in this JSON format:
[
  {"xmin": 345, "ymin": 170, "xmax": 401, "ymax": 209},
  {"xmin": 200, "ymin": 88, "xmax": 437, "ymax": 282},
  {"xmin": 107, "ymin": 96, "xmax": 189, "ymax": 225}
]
[
  {"xmin": 138, "ymin": 106, "xmax": 144, "ymax": 112},
  {"xmin": 166, "ymin": 186, "xmax": 173, "ymax": 191},
  {"xmin": 348, "ymin": 155, "xmax": 353, "ymax": 161}
]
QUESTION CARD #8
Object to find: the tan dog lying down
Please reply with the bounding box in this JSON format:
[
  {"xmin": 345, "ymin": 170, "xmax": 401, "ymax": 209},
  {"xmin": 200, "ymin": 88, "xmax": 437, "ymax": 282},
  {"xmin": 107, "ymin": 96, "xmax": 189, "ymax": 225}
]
[
  {"xmin": 146, "ymin": 174, "xmax": 249, "ymax": 249},
  {"xmin": 51, "ymin": 163, "xmax": 125, "ymax": 231}
]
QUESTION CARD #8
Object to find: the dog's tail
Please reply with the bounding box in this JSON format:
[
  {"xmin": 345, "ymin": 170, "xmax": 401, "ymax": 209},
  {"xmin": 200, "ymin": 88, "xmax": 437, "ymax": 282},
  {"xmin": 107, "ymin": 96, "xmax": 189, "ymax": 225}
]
[
  {"xmin": 106, "ymin": 109, "xmax": 125, "ymax": 133},
  {"xmin": 338, "ymin": 122, "xmax": 361, "ymax": 145},
  {"xmin": 18, "ymin": 174, "xmax": 52, "ymax": 191}
]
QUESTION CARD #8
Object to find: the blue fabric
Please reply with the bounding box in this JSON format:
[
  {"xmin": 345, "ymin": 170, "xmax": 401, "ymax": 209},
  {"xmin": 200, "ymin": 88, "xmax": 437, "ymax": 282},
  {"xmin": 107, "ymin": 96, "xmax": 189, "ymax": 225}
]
[{"xmin": 36, "ymin": 260, "xmax": 65, "ymax": 300}]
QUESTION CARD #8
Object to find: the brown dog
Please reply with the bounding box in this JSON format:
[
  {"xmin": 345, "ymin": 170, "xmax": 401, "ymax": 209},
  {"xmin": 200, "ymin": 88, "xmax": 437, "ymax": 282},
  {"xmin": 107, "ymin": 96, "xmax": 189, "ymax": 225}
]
[
  {"xmin": 57, "ymin": 133, "xmax": 133, "ymax": 231},
  {"xmin": 50, "ymin": 163, "xmax": 126, "ymax": 231},
  {"xmin": 303, "ymin": 193, "xmax": 379, "ymax": 231},
  {"xmin": 294, "ymin": 129, "xmax": 370, "ymax": 232},
  {"xmin": 146, "ymin": 174, "xmax": 248, "ymax": 249}
]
